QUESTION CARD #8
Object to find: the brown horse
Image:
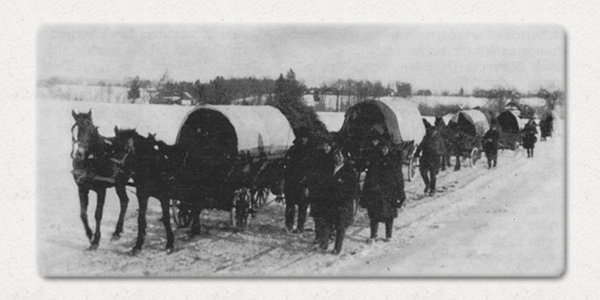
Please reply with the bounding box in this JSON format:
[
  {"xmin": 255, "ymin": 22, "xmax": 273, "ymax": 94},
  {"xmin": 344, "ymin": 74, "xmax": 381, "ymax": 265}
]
[{"xmin": 71, "ymin": 110, "xmax": 132, "ymax": 250}]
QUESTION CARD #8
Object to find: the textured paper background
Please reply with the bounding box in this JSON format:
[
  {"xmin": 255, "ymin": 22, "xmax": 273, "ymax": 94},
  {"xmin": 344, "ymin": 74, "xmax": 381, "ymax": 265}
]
[{"xmin": 1, "ymin": 0, "xmax": 596, "ymax": 298}]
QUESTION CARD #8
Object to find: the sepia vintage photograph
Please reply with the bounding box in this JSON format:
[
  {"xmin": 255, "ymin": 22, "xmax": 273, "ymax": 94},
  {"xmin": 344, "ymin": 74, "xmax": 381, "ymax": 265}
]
[{"xmin": 36, "ymin": 24, "xmax": 565, "ymax": 277}]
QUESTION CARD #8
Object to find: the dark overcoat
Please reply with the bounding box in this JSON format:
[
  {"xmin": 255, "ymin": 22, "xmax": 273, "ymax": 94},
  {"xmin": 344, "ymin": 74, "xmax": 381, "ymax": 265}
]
[
  {"xmin": 362, "ymin": 153, "xmax": 404, "ymax": 221},
  {"xmin": 415, "ymin": 129, "xmax": 445, "ymax": 170},
  {"xmin": 283, "ymin": 140, "xmax": 312, "ymax": 205},
  {"xmin": 306, "ymin": 150, "xmax": 333, "ymax": 217},
  {"xmin": 313, "ymin": 163, "xmax": 359, "ymax": 228},
  {"xmin": 483, "ymin": 129, "xmax": 500, "ymax": 158},
  {"xmin": 522, "ymin": 124, "xmax": 538, "ymax": 149}
]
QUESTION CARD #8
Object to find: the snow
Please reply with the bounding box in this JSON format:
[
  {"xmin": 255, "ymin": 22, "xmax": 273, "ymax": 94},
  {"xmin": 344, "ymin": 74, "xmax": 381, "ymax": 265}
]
[
  {"xmin": 36, "ymin": 99, "xmax": 565, "ymax": 277},
  {"xmin": 316, "ymin": 112, "xmax": 346, "ymax": 132}
]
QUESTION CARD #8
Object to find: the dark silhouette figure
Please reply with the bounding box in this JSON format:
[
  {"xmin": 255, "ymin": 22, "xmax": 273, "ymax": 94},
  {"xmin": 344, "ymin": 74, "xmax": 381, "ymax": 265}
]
[{"xmin": 483, "ymin": 123, "xmax": 500, "ymax": 168}]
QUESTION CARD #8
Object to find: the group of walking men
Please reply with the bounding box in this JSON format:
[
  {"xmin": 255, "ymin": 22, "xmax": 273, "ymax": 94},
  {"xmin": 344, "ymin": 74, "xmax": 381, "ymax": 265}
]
[{"xmin": 282, "ymin": 126, "xmax": 407, "ymax": 255}]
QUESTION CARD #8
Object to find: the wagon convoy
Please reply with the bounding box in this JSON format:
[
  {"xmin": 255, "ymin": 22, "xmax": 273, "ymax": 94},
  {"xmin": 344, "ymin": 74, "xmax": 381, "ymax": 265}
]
[{"xmin": 70, "ymin": 99, "xmax": 550, "ymax": 254}]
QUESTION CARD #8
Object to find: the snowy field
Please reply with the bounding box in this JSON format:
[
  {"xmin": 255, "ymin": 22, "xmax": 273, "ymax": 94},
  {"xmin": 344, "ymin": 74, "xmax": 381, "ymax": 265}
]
[{"xmin": 36, "ymin": 99, "xmax": 565, "ymax": 277}]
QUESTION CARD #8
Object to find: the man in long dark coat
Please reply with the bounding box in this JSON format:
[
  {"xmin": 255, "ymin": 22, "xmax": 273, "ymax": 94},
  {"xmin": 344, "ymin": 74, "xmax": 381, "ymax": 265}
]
[
  {"xmin": 483, "ymin": 123, "xmax": 500, "ymax": 168},
  {"xmin": 362, "ymin": 140, "xmax": 406, "ymax": 243},
  {"xmin": 522, "ymin": 119, "xmax": 538, "ymax": 158},
  {"xmin": 307, "ymin": 134, "xmax": 335, "ymax": 245},
  {"xmin": 313, "ymin": 147, "xmax": 359, "ymax": 254},
  {"xmin": 414, "ymin": 126, "xmax": 445, "ymax": 196},
  {"xmin": 283, "ymin": 126, "xmax": 312, "ymax": 233}
]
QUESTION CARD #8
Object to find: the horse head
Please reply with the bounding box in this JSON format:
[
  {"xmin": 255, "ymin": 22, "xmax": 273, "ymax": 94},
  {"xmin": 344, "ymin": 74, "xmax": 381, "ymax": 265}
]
[
  {"xmin": 71, "ymin": 109, "xmax": 98, "ymax": 161},
  {"xmin": 113, "ymin": 126, "xmax": 140, "ymax": 153}
]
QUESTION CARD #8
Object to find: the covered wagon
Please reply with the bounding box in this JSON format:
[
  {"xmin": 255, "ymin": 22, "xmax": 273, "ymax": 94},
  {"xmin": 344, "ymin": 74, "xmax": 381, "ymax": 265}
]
[
  {"xmin": 171, "ymin": 105, "xmax": 294, "ymax": 228},
  {"xmin": 338, "ymin": 99, "xmax": 425, "ymax": 181},
  {"xmin": 446, "ymin": 109, "xmax": 490, "ymax": 168},
  {"xmin": 496, "ymin": 109, "xmax": 526, "ymax": 152}
]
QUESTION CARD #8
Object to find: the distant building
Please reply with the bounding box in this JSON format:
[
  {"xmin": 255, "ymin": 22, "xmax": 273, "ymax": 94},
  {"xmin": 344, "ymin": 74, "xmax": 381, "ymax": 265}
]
[{"xmin": 148, "ymin": 89, "xmax": 197, "ymax": 105}]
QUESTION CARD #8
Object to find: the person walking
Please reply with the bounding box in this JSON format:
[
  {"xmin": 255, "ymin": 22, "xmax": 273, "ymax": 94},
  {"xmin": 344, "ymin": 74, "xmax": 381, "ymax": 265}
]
[
  {"xmin": 483, "ymin": 122, "xmax": 500, "ymax": 168},
  {"xmin": 283, "ymin": 126, "xmax": 312, "ymax": 233},
  {"xmin": 522, "ymin": 119, "xmax": 538, "ymax": 158},
  {"xmin": 314, "ymin": 147, "xmax": 359, "ymax": 255},
  {"xmin": 361, "ymin": 140, "xmax": 406, "ymax": 244},
  {"xmin": 414, "ymin": 125, "xmax": 445, "ymax": 196},
  {"xmin": 307, "ymin": 134, "xmax": 335, "ymax": 246}
]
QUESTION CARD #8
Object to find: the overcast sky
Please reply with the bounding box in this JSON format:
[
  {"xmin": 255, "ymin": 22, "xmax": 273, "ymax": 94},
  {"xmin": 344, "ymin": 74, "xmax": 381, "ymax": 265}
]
[{"xmin": 37, "ymin": 24, "xmax": 564, "ymax": 94}]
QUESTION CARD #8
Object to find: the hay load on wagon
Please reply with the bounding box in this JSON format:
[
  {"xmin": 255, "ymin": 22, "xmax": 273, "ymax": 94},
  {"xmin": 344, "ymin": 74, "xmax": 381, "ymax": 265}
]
[
  {"xmin": 339, "ymin": 99, "xmax": 425, "ymax": 181},
  {"xmin": 171, "ymin": 105, "xmax": 294, "ymax": 228}
]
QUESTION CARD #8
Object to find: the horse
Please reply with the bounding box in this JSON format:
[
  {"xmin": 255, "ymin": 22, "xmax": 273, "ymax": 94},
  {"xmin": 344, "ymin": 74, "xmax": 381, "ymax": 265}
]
[
  {"xmin": 111, "ymin": 128, "xmax": 176, "ymax": 254},
  {"xmin": 112, "ymin": 128, "xmax": 254, "ymax": 254},
  {"xmin": 414, "ymin": 124, "xmax": 446, "ymax": 196},
  {"xmin": 70, "ymin": 110, "xmax": 132, "ymax": 250}
]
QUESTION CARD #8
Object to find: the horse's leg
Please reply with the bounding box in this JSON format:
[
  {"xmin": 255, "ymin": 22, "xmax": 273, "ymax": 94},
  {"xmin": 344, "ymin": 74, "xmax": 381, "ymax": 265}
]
[
  {"xmin": 430, "ymin": 168, "xmax": 438, "ymax": 195},
  {"xmin": 111, "ymin": 185, "xmax": 130, "ymax": 241},
  {"xmin": 78, "ymin": 186, "xmax": 93, "ymax": 242},
  {"xmin": 159, "ymin": 198, "xmax": 175, "ymax": 253},
  {"xmin": 454, "ymin": 154, "xmax": 461, "ymax": 171},
  {"xmin": 190, "ymin": 208, "xmax": 201, "ymax": 236},
  {"xmin": 419, "ymin": 167, "xmax": 429, "ymax": 194},
  {"xmin": 131, "ymin": 193, "xmax": 149, "ymax": 255},
  {"xmin": 89, "ymin": 188, "xmax": 106, "ymax": 250}
]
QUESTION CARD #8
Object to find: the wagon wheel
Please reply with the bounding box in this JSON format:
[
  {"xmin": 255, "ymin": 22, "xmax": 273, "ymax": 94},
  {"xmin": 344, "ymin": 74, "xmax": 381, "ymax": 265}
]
[
  {"xmin": 469, "ymin": 148, "xmax": 480, "ymax": 168},
  {"xmin": 171, "ymin": 199, "xmax": 192, "ymax": 228},
  {"xmin": 407, "ymin": 149, "xmax": 419, "ymax": 182}
]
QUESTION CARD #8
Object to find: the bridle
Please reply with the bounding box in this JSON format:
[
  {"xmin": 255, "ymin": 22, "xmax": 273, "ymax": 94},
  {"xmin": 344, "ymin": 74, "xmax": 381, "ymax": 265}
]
[{"xmin": 71, "ymin": 118, "xmax": 95, "ymax": 160}]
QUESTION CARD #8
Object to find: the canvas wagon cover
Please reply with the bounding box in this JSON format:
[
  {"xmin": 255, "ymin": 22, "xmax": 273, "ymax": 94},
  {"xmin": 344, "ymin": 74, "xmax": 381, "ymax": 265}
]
[
  {"xmin": 341, "ymin": 99, "xmax": 425, "ymax": 145},
  {"xmin": 497, "ymin": 109, "xmax": 525, "ymax": 134},
  {"xmin": 449, "ymin": 109, "xmax": 491, "ymax": 137},
  {"xmin": 176, "ymin": 105, "xmax": 294, "ymax": 157},
  {"xmin": 317, "ymin": 112, "xmax": 346, "ymax": 132}
]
